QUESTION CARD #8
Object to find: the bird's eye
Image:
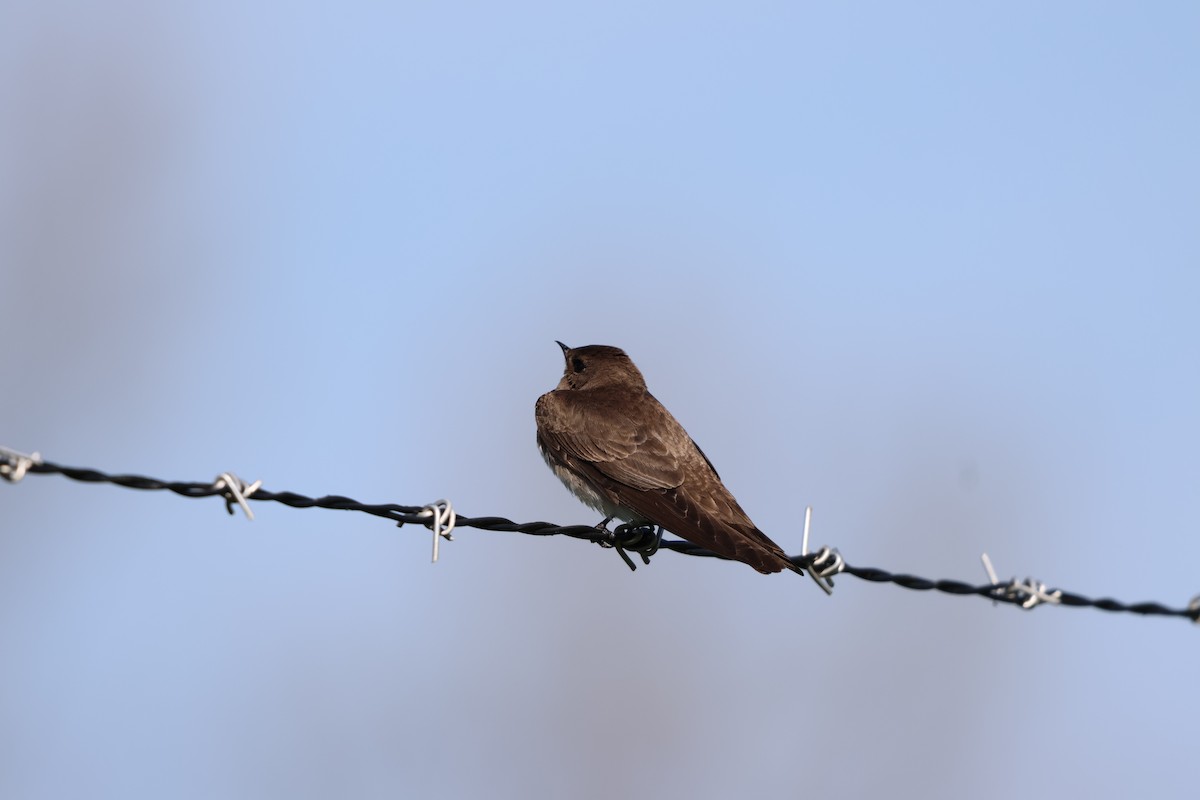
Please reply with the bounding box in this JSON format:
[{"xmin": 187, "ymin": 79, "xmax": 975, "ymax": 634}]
[{"xmin": 571, "ymin": 356, "xmax": 586, "ymax": 373}]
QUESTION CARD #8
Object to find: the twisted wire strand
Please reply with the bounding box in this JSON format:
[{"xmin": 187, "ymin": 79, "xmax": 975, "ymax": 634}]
[{"xmin": 10, "ymin": 457, "xmax": 1199, "ymax": 623}]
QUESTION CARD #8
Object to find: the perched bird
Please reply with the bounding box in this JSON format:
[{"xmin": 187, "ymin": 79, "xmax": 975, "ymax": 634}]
[{"xmin": 535, "ymin": 342, "xmax": 800, "ymax": 575}]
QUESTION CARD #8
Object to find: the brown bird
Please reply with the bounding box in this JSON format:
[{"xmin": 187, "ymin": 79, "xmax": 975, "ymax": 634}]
[{"xmin": 535, "ymin": 342, "xmax": 801, "ymax": 575}]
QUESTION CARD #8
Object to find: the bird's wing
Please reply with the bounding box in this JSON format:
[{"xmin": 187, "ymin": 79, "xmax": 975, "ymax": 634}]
[{"xmin": 536, "ymin": 390, "xmax": 685, "ymax": 490}]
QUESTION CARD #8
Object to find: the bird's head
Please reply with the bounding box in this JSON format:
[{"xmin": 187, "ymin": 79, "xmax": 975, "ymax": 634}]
[{"xmin": 553, "ymin": 341, "xmax": 647, "ymax": 392}]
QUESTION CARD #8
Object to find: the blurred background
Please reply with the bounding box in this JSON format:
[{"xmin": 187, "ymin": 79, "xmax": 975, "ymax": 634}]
[{"xmin": 2, "ymin": 2, "xmax": 1198, "ymax": 798}]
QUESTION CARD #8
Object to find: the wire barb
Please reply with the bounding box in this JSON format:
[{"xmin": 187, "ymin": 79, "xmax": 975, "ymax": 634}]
[
  {"xmin": 808, "ymin": 546, "xmax": 845, "ymax": 588},
  {"xmin": 419, "ymin": 500, "xmax": 456, "ymax": 563},
  {"xmin": 605, "ymin": 523, "xmax": 664, "ymax": 571},
  {"xmin": 0, "ymin": 446, "xmax": 42, "ymax": 483},
  {"xmin": 212, "ymin": 473, "xmax": 262, "ymax": 520},
  {"xmin": 799, "ymin": 506, "xmax": 840, "ymax": 595},
  {"xmin": 981, "ymin": 552, "xmax": 1062, "ymax": 610},
  {"xmin": 980, "ymin": 552, "xmax": 1001, "ymax": 607}
]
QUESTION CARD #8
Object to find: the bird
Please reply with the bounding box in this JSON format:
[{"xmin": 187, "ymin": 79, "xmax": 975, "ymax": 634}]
[{"xmin": 535, "ymin": 341, "xmax": 801, "ymax": 575}]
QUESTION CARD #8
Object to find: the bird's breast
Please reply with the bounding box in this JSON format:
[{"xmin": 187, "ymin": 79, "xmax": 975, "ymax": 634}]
[{"xmin": 537, "ymin": 440, "xmax": 633, "ymax": 521}]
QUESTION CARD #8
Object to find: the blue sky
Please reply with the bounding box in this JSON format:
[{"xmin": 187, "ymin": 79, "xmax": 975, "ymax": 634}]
[{"xmin": 2, "ymin": 2, "xmax": 1198, "ymax": 798}]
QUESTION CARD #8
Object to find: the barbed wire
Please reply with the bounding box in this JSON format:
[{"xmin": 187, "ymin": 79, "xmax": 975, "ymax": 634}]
[{"xmin": 3, "ymin": 446, "xmax": 1198, "ymax": 624}]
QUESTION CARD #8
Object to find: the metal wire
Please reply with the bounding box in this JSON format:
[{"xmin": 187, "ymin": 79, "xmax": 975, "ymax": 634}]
[{"xmin": 7, "ymin": 453, "xmax": 1198, "ymax": 624}]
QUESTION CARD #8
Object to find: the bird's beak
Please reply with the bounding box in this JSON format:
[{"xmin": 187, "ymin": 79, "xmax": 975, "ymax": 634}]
[{"xmin": 555, "ymin": 340, "xmax": 570, "ymax": 356}]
